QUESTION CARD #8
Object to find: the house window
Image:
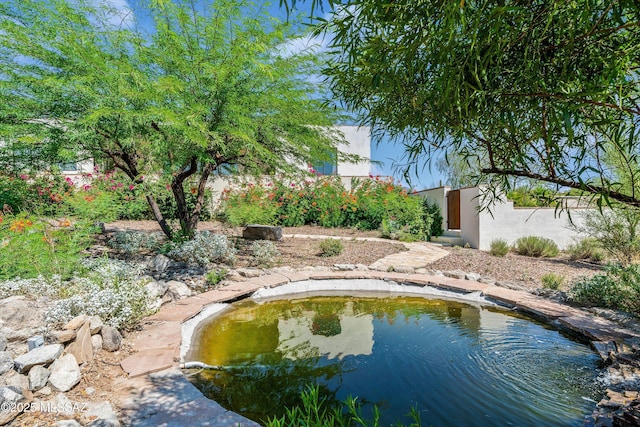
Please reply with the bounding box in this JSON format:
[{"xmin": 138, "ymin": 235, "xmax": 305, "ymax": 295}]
[{"xmin": 313, "ymin": 150, "xmax": 337, "ymax": 175}]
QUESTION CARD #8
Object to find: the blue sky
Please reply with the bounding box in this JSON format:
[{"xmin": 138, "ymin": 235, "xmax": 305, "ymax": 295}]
[{"xmin": 111, "ymin": 0, "xmax": 445, "ymax": 190}]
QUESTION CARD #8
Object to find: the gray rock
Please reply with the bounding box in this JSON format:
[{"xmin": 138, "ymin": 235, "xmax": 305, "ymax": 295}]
[
  {"xmin": 333, "ymin": 264, "xmax": 356, "ymax": 271},
  {"xmin": 166, "ymin": 280, "xmax": 192, "ymax": 301},
  {"xmin": 392, "ymin": 266, "xmax": 416, "ymax": 274},
  {"xmin": 64, "ymin": 314, "xmax": 88, "ymax": 331},
  {"xmin": 13, "ymin": 343, "xmax": 64, "ymax": 374},
  {"xmin": 28, "ymin": 365, "xmax": 50, "ymax": 391},
  {"xmin": 150, "ymin": 254, "xmax": 172, "ymax": 273},
  {"xmin": 145, "ymin": 281, "xmax": 168, "ymax": 299},
  {"xmin": 82, "ymin": 401, "xmax": 120, "ymax": 426},
  {"xmin": 0, "ymin": 386, "xmax": 26, "ymax": 425},
  {"xmin": 0, "ymin": 333, "xmax": 6, "ymax": 351},
  {"xmin": 35, "ymin": 386, "xmax": 52, "ymax": 397},
  {"xmin": 100, "ymin": 326, "xmax": 122, "ymax": 352},
  {"xmin": 0, "ymin": 351, "xmax": 13, "ymax": 375},
  {"xmin": 2, "ymin": 371, "xmax": 28, "ymax": 391},
  {"xmin": 64, "ymin": 321, "xmax": 93, "ymax": 364},
  {"xmin": 49, "ymin": 329, "xmax": 77, "ymax": 344},
  {"xmin": 355, "ymin": 264, "xmax": 369, "ymax": 271},
  {"xmin": 88, "ymin": 419, "xmax": 121, "ymax": 427},
  {"xmin": 236, "ymin": 268, "xmax": 264, "ymax": 278},
  {"xmin": 48, "ymin": 354, "xmax": 81, "ymax": 392},
  {"xmin": 496, "ymin": 281, "xmax": 531, "ymax": 291},
  {"xmin": 478, "ymin": 276, "xmax": 496, "ymax": 285},
  {"xmin": 89, "ymin": 316, "xmax": 104, "ymax": 335},
  {"xmin": 242, "ymin": 224, "xmax": 283, "ymax": 241},
  {"xmin": 443, "ymin": 269, "xmax": 466, "ymax": 280},
  {"xmin": 91, "ymin": 334, "xmax": 103, "ymax": 352},
  {"xmin": 4, "ymin": 327, "xmax": 40, "ymax": 342},
  {"xmin": 465, "ymin": 272, "xmax": 482, "ymax": 281}
]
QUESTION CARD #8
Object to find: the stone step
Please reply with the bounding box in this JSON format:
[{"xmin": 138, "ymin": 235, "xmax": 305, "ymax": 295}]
[{"xmin": 431, "ymin": 234, "xmax": 464, "ymax": 246}]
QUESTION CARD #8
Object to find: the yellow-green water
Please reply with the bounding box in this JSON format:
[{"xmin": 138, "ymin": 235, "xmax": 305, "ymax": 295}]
[{"xmin": 187, "ymin": 295, "xmax": 602, "ymax": 426}]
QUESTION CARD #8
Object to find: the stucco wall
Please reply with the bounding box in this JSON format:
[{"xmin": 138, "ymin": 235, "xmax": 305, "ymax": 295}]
[
  {"xmin": 414, "ymin": 186, "xmax": 449, "ymax": 233},
  {"xmin": 336, "ymin": 125, "xmax": 371, "ymax": 176}
]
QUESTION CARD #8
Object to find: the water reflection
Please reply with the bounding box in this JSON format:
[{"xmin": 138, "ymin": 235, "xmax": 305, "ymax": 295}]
[{"xmin": 187, "ymin": 295, "xmax": 601, "ymax": 426}]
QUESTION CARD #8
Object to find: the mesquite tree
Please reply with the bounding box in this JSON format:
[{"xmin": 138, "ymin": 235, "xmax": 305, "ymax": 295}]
[{"xmin": 0, "ymin": 0, "xmax": 346, "ymax": 239}]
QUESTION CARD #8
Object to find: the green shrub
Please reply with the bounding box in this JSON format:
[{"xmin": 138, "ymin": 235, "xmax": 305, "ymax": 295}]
[
  {"xmin": 166, "ymin": 231, "xmax": 237, "ymax": 266},
  {"xmin": 566, "ymin": 238, "xmax": 604, "ymax": 262},
  {"xmin": 251, "ymin": 240, "xmax": 281, "ymax": 267},
  {"xmin": 569, "ymin": 264, "xmax": 640, "ymax": 315},
  {"xmin": 266, "ymin": 385, "xmax": 421, "ymax": 427},
  {"xmin": 422, "ymin": 200, "xmax": 442, "ymax": 239},
  {"xmin": 541, "ymin": 273, "xmax": 565, "ymax": 290},
  {"xmin": 572, "ymin": 208, "xmax": 640, "ymax": 265},
  {"xmin": 205, "ymin": 268, "xmax": 228, "ymax": 286},
  {"xmin": 319, "ymin": 238, "xmax": 343, "ymax": 257},
  {"xmin": 514, "ymin": 236, "xmax": 559, "ymax": 257},
  {"xmin": 0, "ymin": 214, "xmax": 95, "ymax": 280},
  {"xmin": 489, "ymin": 239, "xmax": 510, "ymax": 257}
]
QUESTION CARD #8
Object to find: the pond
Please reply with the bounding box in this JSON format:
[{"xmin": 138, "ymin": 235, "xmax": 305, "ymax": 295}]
[{"xmin": 185, "ymin": 284, "xmax": 603, "ymax": 426}]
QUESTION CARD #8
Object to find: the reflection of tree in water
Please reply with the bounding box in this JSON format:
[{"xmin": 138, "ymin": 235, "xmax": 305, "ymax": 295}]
[{"xmin": 190, "ymin": 351, "xmax": 350, "ymax": 423}]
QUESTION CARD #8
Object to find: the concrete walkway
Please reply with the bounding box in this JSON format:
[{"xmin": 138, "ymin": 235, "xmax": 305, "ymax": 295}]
[{"xmin": 115, "ymin": 236, "xmax": 640, "ymax": 426}]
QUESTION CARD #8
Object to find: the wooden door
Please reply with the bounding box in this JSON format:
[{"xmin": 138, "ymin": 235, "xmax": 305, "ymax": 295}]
[{"xmin": 447, "ymin": 190, "xmax": 461, "ymax": 230}]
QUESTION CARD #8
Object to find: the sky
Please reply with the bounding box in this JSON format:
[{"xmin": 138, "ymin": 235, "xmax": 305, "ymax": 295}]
[{"xmin": 109, "ymin": 0, "xmax": 446, "ymax": 190}]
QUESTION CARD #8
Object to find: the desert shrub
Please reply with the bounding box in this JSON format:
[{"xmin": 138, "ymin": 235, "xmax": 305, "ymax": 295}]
[
  {"xmin": 319, "ymin": 238, "xmax": 343, "ymax": 257},
  {"xmin": 0, "ymin": 213, "xmax": 95, "ymax": 280},
  {"xmin": 251, "ymin": 240, "xmax": 281, "ymax": 267},
  {"xmin": 205, "ymin": 268, "xmax": 228, "ymax": 286},
  {"xmin": 513, "ymin": 236, "xmax": 559, "ymax": 257},
  {"xmin": 107, "ymin": 231, "xmax": 165, "ymax": 254},
  {"xmin": 569, "ymin": 264, "xmax": 640, "ymax": 315},
  {"xmin": 489, "ymin": 239, "xmax": 510, "ymax": 257},
  {"xmin": 218, "ymin": 176, "xmax": 430, "ymax": 240},
  {"xmin": 166, "ymin": 231, "xmax": 236, "ymax": 266},
  {"xmin": 0, "ymin": 172, "xmax": 71, "ymax": 216},
  {"xmin": 572, "ymin": 208, "xmax": 640, "ymax": 265},
  {"xmin": 422, "ymin": 200, "xmax": 443, "ymax": 239},
  {"xmin": 566, "ymin": 238, "xmax": 605, "ymax": 262},
  {"xmin": 541, "ymin": 273, "xmax": 565, "ymax": 290}
]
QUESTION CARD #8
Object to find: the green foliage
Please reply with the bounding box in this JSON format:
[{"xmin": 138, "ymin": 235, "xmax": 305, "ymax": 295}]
[
  {"xmin": 319, "ymin": 238, "xmax": 343, "ymax": 257},
  {"xmin": 422, "ymin": 200, "xmax": 442, "ymax": 239},
  {"xmin": 220, "ymin": 176, "xmax": 429, "ymax": 240},
  {"xmin": 312, "ymin": 1, "xmax": 640, "ymax": 209},
  {"xmin": 513, "ymin": 236, "xmax": 559, "ymax": 258},
  {"xmin": 573, "ymin": 208, "xmax": 640, "ymax": 266},
  {"xmin": 0, "ymin": 0, "xmax": 346, "ymax": 239},
  {"xmin": 205, "ymin": 268, "xmax": 228, "ymax": 287},
  {"xmin": 566, "ymin": 238, "xmax": 605, "ymax": 263},
  {"xmin": 251, "ymin": 240, "xmax": 281, "ymax": 267},
  {"xmin": 266, "ymin": 385, "xmax": 422, "ymax": 427},
  {"xmin": 489, "ymin": 239, "xmax": 510, "ymax": 257},
  {"xmin": 570, "ymin": 264, "xmax": 640, "ymax": 316},
  {"xmin": 541, "ymin": 273, "xmax": 565, "ymax": 290},
  {"xmin": 507, "ymin": 186, "xmax": 556, "ymax": 208},
  {"xmin": 0, "ymin": 214, "xmax": 95, "ymax": 280}
]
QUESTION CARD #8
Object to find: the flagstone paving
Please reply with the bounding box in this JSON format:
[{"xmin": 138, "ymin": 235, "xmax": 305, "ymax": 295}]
[{"xmin": 115, "ymin": 235, "xmax": 640, "ymax": 426}]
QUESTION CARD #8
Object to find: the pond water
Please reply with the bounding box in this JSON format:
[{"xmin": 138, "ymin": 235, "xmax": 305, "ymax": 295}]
[{"xmin": 186, "ymin": 294, "xmax": 602, "ymax": 426}]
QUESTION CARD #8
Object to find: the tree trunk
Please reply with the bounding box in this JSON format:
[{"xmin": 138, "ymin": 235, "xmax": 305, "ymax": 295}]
[{"xmin": 146, "ymin": 195, "xmax": 173, "ymax": 240}]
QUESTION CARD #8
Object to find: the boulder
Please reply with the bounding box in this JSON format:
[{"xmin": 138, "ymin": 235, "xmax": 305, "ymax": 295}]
[
  {"xmin": 49, "ymin": 329, "xmax": 77, "ymax": 344},
  {"xmin": 13, "ymin": 344, "xmax": 63, "ymax": 374},
  {"xmin": 89, "ymin": 316, "xmax": 104, "ymax": 335},
  {"xmin": 166, "ymin": 281, "xmax": 192, "ymax": 301},
  {"xmin": 443, "ymin": 269, "xmax": 466, "ymax": 280},
  {"xmin": 64, "ymin": 321, "xmax": 93, "ymax": 365},
  {"xmin": 145, "ymin": 281, "xmax": 168, "ymax": 299},
  {"xmin": 0, "ymin": 386, "xmax": 26, "ymax": 425},
  {"xmin": 0, "ymin": 352, "xmax": 13, "ymax": 376},
  {"xmin": 149, "ymin": 254, "xmax": 172, "ymax": 273},
  {"xmin": 236, "ymin": 268, "xmax": 263, "ymax": 278},
  {"xmin": 48, "ymin": 354, "xmax": 81, "ymax": 392},
  {"xmin": 465, "ymin": 272, "xmax": 482, "ymax": 281},
  {"xmin": 100, "ymin": 326, "xmax": 122, "ymax": 352},
  {"xmin": 2, "ymin": 371, "xmax": 28, "ymax": 392},
  {"xmin": 91, "ymin": 335, "xmax": 103, "ymax": 352},
  {"xmin": 242, "ymin": 224, "xmax": 283, "ymax": 241},
  {"xmin": 0, "ymin": 333, "xmax": 6, "ymax": 351},
  {"xmin": 28, "ymin": 365, "xmax": 50, "ymax": 391},
  {"xmin": 63, "ymin": 315, "xmax": 88, "ymax": 331}
]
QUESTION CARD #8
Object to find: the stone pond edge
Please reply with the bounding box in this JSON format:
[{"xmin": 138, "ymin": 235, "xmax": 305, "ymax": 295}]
[{"xmin": 117, "ymin": 270, "xmax": 640, "ymax": 426}]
